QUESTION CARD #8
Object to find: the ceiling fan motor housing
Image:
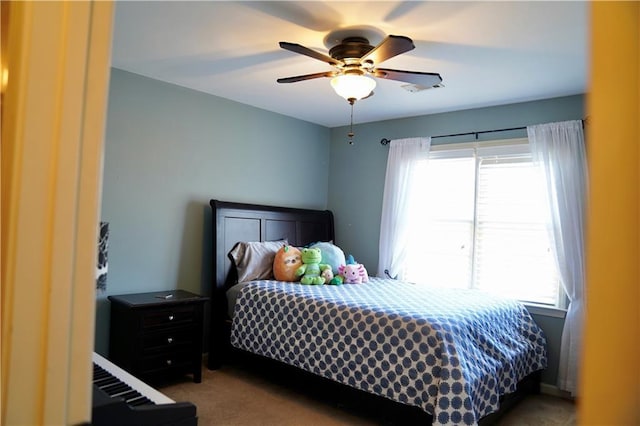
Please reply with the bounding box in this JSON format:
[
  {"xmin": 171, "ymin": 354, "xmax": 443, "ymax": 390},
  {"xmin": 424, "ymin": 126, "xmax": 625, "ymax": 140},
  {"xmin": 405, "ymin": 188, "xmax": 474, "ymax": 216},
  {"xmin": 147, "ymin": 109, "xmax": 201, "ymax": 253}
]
[{"xmin": 329, "ymin": 37, "xmax": 374, "ymax": 62}]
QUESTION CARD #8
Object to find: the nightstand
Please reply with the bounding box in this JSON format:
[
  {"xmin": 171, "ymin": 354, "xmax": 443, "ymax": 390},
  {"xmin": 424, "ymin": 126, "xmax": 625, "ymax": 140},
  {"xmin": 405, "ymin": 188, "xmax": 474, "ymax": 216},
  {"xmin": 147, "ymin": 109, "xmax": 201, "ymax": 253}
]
[{"xmin": 108, "ymin": 290, "xmax": 208, "ymax": 384}]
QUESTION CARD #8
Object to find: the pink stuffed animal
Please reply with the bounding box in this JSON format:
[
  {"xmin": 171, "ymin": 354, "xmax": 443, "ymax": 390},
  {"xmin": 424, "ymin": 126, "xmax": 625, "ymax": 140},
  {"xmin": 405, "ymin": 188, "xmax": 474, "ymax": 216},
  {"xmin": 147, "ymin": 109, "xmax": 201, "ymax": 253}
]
[{"xmin": 338, "ymin": 263, "xmax": 369, "ymax": 284}]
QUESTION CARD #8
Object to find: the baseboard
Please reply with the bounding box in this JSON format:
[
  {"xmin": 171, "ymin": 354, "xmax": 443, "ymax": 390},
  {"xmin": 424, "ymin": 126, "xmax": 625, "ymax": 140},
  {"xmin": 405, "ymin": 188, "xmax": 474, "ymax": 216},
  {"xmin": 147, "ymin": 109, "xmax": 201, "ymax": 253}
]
[{"xmin": 540, "ymin": 383, "xmax": 574, "ymax": 400}]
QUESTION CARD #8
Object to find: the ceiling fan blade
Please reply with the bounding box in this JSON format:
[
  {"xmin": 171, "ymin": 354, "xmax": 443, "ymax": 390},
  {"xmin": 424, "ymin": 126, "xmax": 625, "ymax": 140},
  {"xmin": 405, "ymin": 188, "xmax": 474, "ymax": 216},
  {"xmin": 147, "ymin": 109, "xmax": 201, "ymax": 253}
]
[
  {"xmin": 360, "ymin": 35, "xmax": 415, "ymax": 65},
  {"xmin": 277, "ymin": 71, "xmax": 336, "ymax": 83},
  {"xmin": 279, "ymin": 42, "xmax": 341, "ymax": 66},
  {"xmin": 373, "ymin": 68, "xmax": 443, "ymax": 87}
]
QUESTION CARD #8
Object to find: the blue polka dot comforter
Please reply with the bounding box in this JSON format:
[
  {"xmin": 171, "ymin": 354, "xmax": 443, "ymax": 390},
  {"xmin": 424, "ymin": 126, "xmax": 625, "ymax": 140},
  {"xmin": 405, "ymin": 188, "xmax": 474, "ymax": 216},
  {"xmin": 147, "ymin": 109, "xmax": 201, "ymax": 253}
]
[{"xmin": 230, "ymin": 277, "xmax": 547, "ymax": 425}]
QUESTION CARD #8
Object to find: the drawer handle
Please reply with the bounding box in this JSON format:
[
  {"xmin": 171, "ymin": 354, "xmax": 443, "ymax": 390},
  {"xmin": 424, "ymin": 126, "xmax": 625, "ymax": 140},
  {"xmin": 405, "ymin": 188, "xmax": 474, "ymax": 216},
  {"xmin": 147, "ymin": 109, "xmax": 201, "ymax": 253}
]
[
  {"xmin": 166, "ymin": 359, "xmax": 172, "ymax": 366},
  {"xmin": 168, "ymin": 315, "xmax": 174, "ymax": 321},
  {"xmin": 167, "ymin": 337, "xmax": 173, "ymax": 344}
]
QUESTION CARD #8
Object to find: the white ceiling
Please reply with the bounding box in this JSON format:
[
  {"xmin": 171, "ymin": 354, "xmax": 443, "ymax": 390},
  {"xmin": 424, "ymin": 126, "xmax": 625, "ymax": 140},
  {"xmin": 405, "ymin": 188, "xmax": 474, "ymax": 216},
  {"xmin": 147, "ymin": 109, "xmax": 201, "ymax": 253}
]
[{"xmin": 111, "ymin": 1, "xmax": 588, "ymax": 128}]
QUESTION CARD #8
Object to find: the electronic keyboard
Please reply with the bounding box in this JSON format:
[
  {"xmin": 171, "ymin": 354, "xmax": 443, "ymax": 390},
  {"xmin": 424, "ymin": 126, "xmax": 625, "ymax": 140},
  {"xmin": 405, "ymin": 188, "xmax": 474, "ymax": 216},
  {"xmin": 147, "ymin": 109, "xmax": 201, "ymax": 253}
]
[{"xmin": 92, "ymin": 352, "xmax": 197, "ymax": 426}]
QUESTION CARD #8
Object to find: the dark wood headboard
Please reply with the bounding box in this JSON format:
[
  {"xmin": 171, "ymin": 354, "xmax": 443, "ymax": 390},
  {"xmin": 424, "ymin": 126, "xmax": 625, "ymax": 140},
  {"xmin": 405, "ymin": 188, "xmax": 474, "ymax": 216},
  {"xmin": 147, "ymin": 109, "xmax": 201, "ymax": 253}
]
[{"xmin": 207, "ymin": 199, "xmax": 335, "ymax": 369}]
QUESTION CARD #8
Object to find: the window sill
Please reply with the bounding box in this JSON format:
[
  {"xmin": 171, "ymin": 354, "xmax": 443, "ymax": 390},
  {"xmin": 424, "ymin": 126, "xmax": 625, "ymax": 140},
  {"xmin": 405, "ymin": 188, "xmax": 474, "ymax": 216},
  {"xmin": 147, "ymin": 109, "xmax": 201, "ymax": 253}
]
[{"xmin": 524, "ymin": 304, "xmax": 567, "ymax": 319}]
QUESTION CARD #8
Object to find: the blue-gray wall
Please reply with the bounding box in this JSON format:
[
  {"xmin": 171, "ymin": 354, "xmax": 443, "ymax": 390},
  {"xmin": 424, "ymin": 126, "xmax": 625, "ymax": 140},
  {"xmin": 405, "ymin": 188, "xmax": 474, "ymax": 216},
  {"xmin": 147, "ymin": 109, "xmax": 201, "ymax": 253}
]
[
  {"xmin": 98, "ymin": 70, "xmax": 583, "ymax": 388},
  {"xmin": 96, "ymin": 69, "xmax": 330, "ymax": 354},
  {"xmin": 327, "ymin": 94, "xmax": 585, "ymax": 387}
]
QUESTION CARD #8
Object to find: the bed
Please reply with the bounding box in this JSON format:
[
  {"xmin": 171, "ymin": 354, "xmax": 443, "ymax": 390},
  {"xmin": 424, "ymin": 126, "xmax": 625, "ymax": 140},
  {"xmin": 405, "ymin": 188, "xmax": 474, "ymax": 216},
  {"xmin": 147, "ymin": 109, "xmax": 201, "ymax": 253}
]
[{"xmin": 206, "ymin": 199, "xmax": 547, "ymax": 425}]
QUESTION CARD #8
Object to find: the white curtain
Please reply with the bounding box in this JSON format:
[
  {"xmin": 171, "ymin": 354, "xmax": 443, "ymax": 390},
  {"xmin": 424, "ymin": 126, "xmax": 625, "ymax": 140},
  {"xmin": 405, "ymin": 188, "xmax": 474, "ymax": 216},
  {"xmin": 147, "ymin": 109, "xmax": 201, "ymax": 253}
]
[
  {"xmin": 527, "ymin": 120, "xmax": 587, "ymax": 396},
  {"xmin": 377, "ymin": 137, "xmax": 431, "ymax": 279}
]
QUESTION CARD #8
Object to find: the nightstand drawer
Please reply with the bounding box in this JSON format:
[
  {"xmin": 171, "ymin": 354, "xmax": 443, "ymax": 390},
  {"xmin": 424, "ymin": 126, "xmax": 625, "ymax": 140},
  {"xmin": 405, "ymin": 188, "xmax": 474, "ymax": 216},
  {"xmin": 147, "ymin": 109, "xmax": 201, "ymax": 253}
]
[
  {"xmin": 142, "ymin": 328, "xmax": 194, "ymax": 354},
  {"xmin": 141, "ymin": 306, "xmax": 196, "ymax": 329},
  {"xmin": 136, "ymin": 350, "xmax": 193, "ymax": 374}
]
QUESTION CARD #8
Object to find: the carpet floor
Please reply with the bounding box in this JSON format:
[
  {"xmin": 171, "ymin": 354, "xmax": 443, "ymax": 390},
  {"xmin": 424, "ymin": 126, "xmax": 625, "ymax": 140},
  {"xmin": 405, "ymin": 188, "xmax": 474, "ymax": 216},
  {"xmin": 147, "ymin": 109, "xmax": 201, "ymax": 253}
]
[{"xmin": 158, "ymin": 354, "xmax": 576, "ymax": 426}]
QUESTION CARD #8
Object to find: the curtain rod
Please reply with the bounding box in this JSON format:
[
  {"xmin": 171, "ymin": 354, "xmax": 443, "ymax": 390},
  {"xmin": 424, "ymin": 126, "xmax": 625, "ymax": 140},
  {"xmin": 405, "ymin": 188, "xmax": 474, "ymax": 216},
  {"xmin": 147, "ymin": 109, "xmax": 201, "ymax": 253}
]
[
  {"xmin": 380, "ymin": 119, "xmax": 586, "ymax": 146},
  {"xmin": 379, "ymin": 126, "xmax": 526, "ymax": 146}
]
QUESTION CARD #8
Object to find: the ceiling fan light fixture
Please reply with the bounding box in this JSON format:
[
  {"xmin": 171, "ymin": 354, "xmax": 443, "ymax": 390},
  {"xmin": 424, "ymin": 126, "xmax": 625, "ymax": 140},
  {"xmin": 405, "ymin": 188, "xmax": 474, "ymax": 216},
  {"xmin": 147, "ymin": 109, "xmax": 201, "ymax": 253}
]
[{"xmin": 330, "ymin": 74, "xmax": 376, "ymax": 101}]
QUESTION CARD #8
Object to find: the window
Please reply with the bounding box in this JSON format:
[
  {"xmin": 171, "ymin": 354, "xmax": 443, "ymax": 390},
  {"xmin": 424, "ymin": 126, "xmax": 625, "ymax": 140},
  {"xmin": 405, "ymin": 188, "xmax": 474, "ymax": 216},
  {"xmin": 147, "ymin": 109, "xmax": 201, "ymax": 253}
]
[{"xmin": 404, "ymin": 139, "xmax": 563, "ymax": 308}]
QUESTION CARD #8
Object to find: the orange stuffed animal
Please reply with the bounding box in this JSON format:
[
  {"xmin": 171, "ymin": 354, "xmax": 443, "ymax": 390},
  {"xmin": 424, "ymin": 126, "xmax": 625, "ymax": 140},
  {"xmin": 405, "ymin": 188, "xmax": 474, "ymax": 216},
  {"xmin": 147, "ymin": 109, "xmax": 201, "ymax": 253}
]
[{"xmin": 273, "ymin": 245, "xmax": 303, "ymax": 281}]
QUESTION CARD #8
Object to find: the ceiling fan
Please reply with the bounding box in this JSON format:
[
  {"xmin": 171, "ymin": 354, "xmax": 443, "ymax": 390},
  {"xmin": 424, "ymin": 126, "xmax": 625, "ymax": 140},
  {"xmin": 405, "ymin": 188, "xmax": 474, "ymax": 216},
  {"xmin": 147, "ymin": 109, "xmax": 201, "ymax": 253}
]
[{"xmin": 277, "ymin": 34, "xmax": 443, "ymax": 103}]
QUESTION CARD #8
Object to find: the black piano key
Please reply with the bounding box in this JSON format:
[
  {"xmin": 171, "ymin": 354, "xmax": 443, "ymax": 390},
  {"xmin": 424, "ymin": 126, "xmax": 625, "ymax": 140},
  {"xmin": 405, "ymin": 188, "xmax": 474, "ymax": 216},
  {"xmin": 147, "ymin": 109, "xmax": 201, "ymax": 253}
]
[
  {"xmin": 109, "ymin": 386, "xmax": 135, "ymax": 397},
  {"xmin": 94, "ymin": 368, "xmax": 114, "ymax": 379},
  {"xmin": 93, "ymin": 365, "xmax": 109, "ymax": 376},
  {"xmin": 118, "ymin": 390, "xmax": 141, "ymax": 401},
  {"xmin": 98, "ymin": 380, "xmax": 123, "ymax": 391},
  {"xmin": 104, "ymin": 383, "xmax": 130, "ymax": 396},
  {"xmin": 96, "ymin": 375, "xmax": 118, "ymax": 385},
  {"xmin": 93, "ymin": 375, "xmax": 113, "ymax": 383},
  {"xmin": 93, "ymin": 369, "xmax": 110, "ymax": 379},
  {"xmin": 127, "ymin": 395, "xmax": 154, "ymax": 406}
]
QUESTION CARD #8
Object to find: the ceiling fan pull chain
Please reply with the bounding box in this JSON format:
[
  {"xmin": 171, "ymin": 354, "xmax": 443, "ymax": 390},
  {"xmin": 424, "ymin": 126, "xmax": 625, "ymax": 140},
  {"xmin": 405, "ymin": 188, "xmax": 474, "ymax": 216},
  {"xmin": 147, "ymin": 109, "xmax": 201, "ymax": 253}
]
[{"xmin": 348, "ymin": 98, "xmax": 355, "ymax": 145}]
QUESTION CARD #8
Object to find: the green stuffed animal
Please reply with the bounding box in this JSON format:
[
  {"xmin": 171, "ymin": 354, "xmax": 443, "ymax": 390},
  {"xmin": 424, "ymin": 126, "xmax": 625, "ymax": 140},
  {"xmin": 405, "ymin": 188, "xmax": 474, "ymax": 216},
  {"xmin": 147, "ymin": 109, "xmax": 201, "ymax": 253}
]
[{"xmin": 296, "ymin": 247, "xmax": 331, "ymax": 285}]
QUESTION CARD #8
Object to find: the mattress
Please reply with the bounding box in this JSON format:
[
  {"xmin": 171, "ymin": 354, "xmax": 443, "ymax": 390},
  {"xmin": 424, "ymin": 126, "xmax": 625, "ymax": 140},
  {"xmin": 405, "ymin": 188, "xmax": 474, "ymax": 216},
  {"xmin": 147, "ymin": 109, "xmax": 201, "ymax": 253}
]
[{"xmin": 229, "ymin": 277, "xmax": 547, "ymax": 425}]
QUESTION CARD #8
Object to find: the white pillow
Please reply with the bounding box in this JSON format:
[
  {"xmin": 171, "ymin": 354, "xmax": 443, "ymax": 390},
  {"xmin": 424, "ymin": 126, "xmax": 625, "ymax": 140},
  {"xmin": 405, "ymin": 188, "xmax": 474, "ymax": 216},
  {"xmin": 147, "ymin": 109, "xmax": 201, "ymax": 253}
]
[{"xmin": 229, "ymin": 240, "xmax": 287, "ymax": 282}]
